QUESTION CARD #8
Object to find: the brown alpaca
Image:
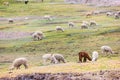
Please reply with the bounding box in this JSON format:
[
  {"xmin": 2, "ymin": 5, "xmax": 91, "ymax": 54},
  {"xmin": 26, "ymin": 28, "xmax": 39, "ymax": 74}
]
[{"xmin": 78, "ymin": 52, "xmax": 92, "ymax": 63}]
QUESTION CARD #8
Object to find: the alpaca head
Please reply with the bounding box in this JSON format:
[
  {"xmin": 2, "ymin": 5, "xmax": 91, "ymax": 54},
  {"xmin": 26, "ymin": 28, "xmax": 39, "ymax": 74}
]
[{"xmin": 9, "ymin": 66, "xmax": 14, "ymax": 70}]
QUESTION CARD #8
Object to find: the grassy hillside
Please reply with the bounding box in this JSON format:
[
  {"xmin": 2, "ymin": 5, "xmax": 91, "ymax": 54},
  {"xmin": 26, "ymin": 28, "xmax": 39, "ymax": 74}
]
[{"xmin": 0, "ymin": 1, "xmax": 120, "ymax": 77}]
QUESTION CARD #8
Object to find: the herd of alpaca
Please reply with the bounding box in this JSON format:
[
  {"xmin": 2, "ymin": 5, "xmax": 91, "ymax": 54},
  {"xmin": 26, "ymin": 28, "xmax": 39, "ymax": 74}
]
[
  {"xmin": 7, "ymin": 12, "xmax": 117, "ymax": 70},
  {"xmin": 31, "ymin": 20, "xmax": 97, "ymax": 40},
  {"xmin": 10, "ymin": 45, "xmax": 114, "ymax": 70},
  {"xmin": 3, "ymin": 1, "xmax": 119, "ymax": 71}
]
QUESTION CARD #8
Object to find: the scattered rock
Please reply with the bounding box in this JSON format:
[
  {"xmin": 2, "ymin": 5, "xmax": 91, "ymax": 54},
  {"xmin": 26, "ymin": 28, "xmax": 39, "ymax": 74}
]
[{"xmin": 0, "ymin": 70, "xmax": 120, "ymax": 80}]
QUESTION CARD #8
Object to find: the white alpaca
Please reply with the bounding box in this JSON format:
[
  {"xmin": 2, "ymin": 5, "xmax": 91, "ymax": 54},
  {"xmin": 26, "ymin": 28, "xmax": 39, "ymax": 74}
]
[
  {"xmin": 44, "ymin": 15, "xmax": 52, "ymax": 21},
  {"xmin": 92, "ymin": 51, "xmax": 99, "ymax": 61},
  {"xmin": 90, "ymin": 20, "xmax": 97, "ymax": 26},
  {"xmin": 25, "ymin": 17, "xmax": 29, "ymax": 20},
  {"xmin": 81, "ymin": 23, "xmax": 88, "ymax": 29},
  {"xmin": 114, "ymin": 14, "xmax": 119, "ymax": 19},
  {"xmin": 117, "ymin": 11, "xmax": 120, "ymax": 16},
  {"xmin": 8, "ymin": 18, "xmax": 14, "ymax": 23},
  {"xmin": 82, "ymin": 21, "xmax": 89, "ymax": 26},
  {"xmin": 106, "ymin": 12, "xmax": 113, "ymax": 16},
  {"xmin": 10, "ymin": 58, "xmax": 28, "ymax": 70},
  {"xmin": 3, "ymin": 2, "xmax": 9, "ymax": 6},
  {"xmin": 101, "ymin": 46, "xmax": 114, "ymax": 54},
  {"xmin": 42, "ymin": 54, "xmax": 54, "ymax": 64},
  {"xmin": 56, "ymin": 26, "xmax": 64, "ymax": 32},
  {"xmin": 68, "ymin": 22, "xmax": 75, "ymax": 28},
  {"xmin": 32, "ymin": 31, "xmax": 44, "ymax": 40}
]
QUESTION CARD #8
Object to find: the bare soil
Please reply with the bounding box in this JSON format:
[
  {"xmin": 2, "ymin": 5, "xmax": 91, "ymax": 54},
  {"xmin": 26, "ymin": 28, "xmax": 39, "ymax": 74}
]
[{"xmin": 0, "ymin": 31, "xmax": 31, "ymax": 40}]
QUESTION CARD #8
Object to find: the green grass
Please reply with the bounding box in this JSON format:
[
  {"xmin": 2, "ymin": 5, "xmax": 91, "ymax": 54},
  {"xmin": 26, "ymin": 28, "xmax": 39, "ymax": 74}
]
[{"xmin": 0, "ymin": 1, "xmax": 120, "ymax": 77}]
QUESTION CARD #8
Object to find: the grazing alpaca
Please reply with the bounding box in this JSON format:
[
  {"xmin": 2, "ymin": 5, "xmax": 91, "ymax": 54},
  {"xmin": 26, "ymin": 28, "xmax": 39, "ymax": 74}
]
[
  {"xmin": 78, "ymin": 52, "xmax": 92, "ymax": 63},
  {"xmin": 86, "ymin": 11, "xmax": 93, "ymax": 17},
  {"xmin": 56, "ymin": 26, "xmax": 64, "ymax": 32},
  {"xmin": 82, "ymin": 21, "xmax": 89, "ymax": 26},
  {"xmin": 3, "ymin": 2, "xmax": 9, "ymax": 6},
  {"xmin": 101, "ymin": 45, "xmax": 114, "ymax": 54},
  {"xmin": 106, "ymin": 12, "xmax": 113, "ymax": 16},
  {"xmin": 117, "ymin": 11, "xmax": 120, "ymax": 16},
  {"xmin": 68, "ymin": 22, "xmax": 75, "ymax": 28},
  {"xmin": 42, "ymin": 54, "xmax": 53, "ymax": 65},
  {"xmin": 8, "ymin": 18, "xmax": 14, "ymax": 23},
  {"xmin": 114, "ymin": 14, "xmax": 119, "ymax": 19},
  {"xmin": 42, "ymin": 53, "xmax": 65, "ymax": 64},
  {"xmin": 90, "ymin": 20, "xmax": 97, "ymax": 26},
  {"xmin": 81, "ymin": 23, "xmax": 88, "ymax": 29},
  {"xmin": 51, "ymin": 54, "xmax": 66, "ymax": 64},
  {"xmin": 32, "ymin": 31, "xmax": 44, "ymax": 40},
  {"xmin": 10, "ymin": 58, "xmax": 28, "ymax": 70},
  {"xmin": 44, "ymin": 15, "xmax": 52, "ymax": 21},
  {"xmin": 92, "ymin": 51, "xmax": 99, "ymax": 61}
]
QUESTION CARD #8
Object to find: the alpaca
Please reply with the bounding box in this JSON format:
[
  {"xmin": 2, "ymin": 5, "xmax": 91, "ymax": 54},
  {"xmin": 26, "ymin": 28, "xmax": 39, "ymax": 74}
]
[
  {"xmin": 56, "ymin": 26, "xmax": 64, "ymax": 32},
  {"xmin": 78, "ymin": 52, "xmax": 92, "ymax": 63},
  {"xmin": 44, "ymin": 15, "xmax": 52, "ymax": 21},
  {"xmin": 51, "ymin": 54, "xmax": 66, "ymax": 64},
  {"xmin": 3, "ymin": 2, "xmax": 9, "ymax": 6},
  {"xmin": 86, "ymin": 11, "xmax": 93, "ymax": 17},
  {"xmin": 82, "ymin": 21, "xmax": 89, "ymax": 26},
  {"xmin": 32, "ymin": 31, "xmax": 44, "ymax": 40},
  {"xmin": 106, "ymin": 12, "xmax": 113, "ymax": 16},
  {"xmin": 8, "ymin": 18, "xmax": 14, "ymax": 23},
  {"xmin": 10, "ymin": 58, "xmax": 28, "ymax": 70},
  {"xmin": 42, "ymin": 54, "xmax": 53, "ymax": 65},
  {"xmin": 101, "ymin": 45, "xmax": 114, "ymax": 54},
  {"xmin": 81, "ymin": 23, "xmax": 88, "ymax": 29},
  {"xmin": 114, "ymin": 14, "xmax": 119, "ymax": 19},
  {"xmin": 117, "ymin": 11, "xmax": 120, "ymax": 16},
  {"xmin": 42, "ymin": 53, "xmax": 65, "ymax": 64},
  {"xmin": 92, "ymin": 51, "xmax": 99, "ymax": 61},
  {"xmin": 50, "ymin": 55, "xmax": 59, "ymax": 64},
  {"xmin": 68, "ymin": 22, "xmax": 75, "ymax": 28},
  {"xmin": 90, "ymin": 20, "xmax": 97, "ymax": 26}
]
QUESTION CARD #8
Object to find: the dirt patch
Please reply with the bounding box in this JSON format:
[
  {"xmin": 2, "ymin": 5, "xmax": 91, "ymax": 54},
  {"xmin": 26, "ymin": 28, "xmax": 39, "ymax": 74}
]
[
  {"xmin": 0, "ymin": 70, "xmax": 120, "ymax": 80},
  {"xmin": 0, "ymin": 31, "xmax": 31, "ymax": 40}
]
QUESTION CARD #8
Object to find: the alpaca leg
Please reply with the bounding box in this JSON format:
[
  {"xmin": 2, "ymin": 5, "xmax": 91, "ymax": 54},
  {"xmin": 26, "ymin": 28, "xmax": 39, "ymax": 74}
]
[
  {"xmin": 102, "ymin": 51, "xmax": 104, "ymax": 54},
  {"xmin": 43, "ymin": 59, "xmax": 47, "ymax": 65},
  {"xmin": 16, "ymin": 65, "xmax": 21, "ymax": 69},
  {"xmin": 58, "ymin": 59, "xmax": 61, "ymax": 63},
  {"xmin": 38, "ymin": 37, "xmax": 40, "ymax": 40},
  {"xmin": 110, "ymin": 50, "xmax": 113, "ymax": 54},
  {"xmin": 83, "ymin": 57, "xmax": 87, "ymax": 62},
  {"xmin": 79, "ymin": 56, "xmax": 82, "ymax": 63},
  {"xmin": 24, "ymin": 64, "xmax": 28, "ymax": 69},
  {"xmin": 51, "ymin": 59, "xmax": 54, "ymax": 64},
  {"xmin": 62, "ymin": 59, "xmax": 66, "ymax": 63}
]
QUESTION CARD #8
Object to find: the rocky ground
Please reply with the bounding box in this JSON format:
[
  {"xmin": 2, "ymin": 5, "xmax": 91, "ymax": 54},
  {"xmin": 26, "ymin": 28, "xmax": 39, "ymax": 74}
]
[
  {"xmin": 0, "ymin": 70, "xmax": 120, "ymax": 80},
  {"xmin": 65, "ymin": 0, "xmax": 120, "ymax": 6}
]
